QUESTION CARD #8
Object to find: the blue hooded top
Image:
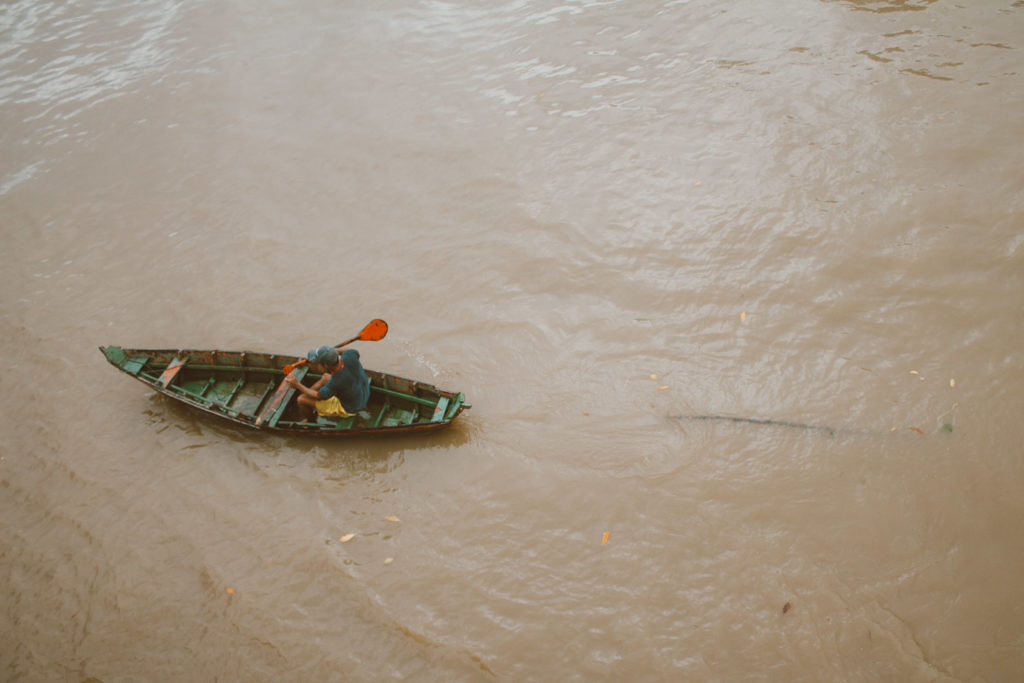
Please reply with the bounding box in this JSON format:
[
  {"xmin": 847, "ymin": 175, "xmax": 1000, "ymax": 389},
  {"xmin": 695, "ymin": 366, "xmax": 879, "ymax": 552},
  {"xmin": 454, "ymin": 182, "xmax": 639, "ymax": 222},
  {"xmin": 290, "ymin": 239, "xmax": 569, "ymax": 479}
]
[{"xmin": 318, "ymin": 348, "xmax": 371, "ymax": 412}]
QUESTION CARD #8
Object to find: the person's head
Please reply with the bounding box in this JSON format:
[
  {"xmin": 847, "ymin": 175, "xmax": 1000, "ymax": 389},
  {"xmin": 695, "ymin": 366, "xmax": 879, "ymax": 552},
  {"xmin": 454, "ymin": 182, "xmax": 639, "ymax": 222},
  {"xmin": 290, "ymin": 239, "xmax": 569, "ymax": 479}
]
[{"xmin": 306, "ymin": 345, "xmax": 340, "ymax": 371}]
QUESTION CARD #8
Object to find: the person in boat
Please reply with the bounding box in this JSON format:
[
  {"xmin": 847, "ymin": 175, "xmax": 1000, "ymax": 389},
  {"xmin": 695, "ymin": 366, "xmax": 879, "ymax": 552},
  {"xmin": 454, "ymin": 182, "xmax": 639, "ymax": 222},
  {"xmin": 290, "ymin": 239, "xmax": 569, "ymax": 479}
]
[{"xmin": 285, "ymin": 346, "xmax": 371, "ymax": 421}]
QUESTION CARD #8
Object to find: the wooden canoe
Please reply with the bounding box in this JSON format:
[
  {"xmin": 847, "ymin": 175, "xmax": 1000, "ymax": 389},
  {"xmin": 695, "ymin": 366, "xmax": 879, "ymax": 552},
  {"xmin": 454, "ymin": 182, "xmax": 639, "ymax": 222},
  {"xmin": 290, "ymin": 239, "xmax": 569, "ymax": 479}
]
[{"xmin": 100, "ymin": 345, "xmax": 470, "ymax": 437}]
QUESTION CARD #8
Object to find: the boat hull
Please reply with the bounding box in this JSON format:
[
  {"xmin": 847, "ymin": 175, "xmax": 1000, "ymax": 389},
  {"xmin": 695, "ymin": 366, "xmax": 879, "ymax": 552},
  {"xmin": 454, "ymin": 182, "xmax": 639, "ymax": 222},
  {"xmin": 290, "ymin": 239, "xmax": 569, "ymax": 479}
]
[{"xmin": 100, "ymin": 346, "xmax": 469, "ymax": 437}]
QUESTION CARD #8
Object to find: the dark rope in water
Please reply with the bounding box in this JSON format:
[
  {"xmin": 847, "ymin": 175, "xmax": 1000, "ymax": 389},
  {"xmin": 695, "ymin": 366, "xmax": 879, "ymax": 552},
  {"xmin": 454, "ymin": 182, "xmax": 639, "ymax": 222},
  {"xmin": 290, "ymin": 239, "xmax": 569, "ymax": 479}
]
[
  {"xmin": 669, "ymin": 414, "xmax": 852, "ymax": 437},
  {"xmin": 670, "ymin": 402, "xmax": 956, "ymax": 437}
]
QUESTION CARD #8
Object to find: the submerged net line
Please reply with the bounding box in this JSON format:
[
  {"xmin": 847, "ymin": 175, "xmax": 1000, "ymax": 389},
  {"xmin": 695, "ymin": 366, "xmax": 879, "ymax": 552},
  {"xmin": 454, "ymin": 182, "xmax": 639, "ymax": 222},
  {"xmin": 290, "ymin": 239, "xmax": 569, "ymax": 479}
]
[
  {"xmin": 670, "ymin": 414, "xmax": 855, "ymax": 437},
  {"xmin": 672, "ymin": 401, "xmax": 958, "ymax": 437}
]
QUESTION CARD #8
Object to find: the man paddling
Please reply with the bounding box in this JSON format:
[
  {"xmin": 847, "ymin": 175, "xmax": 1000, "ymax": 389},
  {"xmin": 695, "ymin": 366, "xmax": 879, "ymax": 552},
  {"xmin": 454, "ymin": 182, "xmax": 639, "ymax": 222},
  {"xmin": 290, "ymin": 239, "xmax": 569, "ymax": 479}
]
[{"xmin": 285, "ymin": 345, "xmax": 371, "ymax": 421}]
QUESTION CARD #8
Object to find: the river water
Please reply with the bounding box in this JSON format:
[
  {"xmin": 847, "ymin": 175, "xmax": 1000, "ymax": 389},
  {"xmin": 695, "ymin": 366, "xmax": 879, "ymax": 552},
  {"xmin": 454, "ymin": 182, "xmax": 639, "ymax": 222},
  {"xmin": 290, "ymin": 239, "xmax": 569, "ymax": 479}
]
[{"xmin": 2, "ymin": 1, "xmax": 1023, "ymax": 680}]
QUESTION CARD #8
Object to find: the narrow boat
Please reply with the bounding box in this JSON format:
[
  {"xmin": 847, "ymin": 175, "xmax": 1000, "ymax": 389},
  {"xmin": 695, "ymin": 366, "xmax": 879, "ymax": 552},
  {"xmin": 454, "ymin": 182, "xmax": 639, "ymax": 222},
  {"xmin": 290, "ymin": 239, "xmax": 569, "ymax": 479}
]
[{"xmin": 99, "ymin": 345, "xmax": 470, "ymax": 437}]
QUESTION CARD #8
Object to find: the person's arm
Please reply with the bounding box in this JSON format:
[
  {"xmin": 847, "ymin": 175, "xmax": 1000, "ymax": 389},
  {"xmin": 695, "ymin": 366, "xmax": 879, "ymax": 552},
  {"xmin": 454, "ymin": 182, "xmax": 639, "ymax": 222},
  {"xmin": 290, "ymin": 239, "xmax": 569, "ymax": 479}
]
[{"xmin": 285, "ymin": 373, "xmax": 331, "ymax": 399}]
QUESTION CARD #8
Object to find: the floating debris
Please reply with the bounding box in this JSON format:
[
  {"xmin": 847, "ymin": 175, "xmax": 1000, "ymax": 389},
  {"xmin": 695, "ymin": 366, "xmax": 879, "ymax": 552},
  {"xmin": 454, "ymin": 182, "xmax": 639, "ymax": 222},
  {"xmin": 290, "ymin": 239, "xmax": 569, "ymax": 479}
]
[
  {"xmin": 936, "ymin": 403, "xmax": 958, "ymax": 433},
  {"xmin": 783, "ymin": 601, "xmax": 792, "ymax": 614},
  {"xmin": 385, "ymin": 516, "xmax": 401, "ymax": 523},
  {"xmin": 339, "ymin": 533, "xmax": 356, "ymax": 543},
  {"xmin": 601, "ymin": 531, "xmax": 610, "ymax": 545}
]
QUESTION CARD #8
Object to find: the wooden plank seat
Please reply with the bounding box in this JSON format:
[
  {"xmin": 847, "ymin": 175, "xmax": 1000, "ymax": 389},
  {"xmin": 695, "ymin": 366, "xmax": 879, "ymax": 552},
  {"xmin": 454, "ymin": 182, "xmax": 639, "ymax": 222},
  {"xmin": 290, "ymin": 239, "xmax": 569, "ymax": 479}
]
[
  {"xmin": 159, "ymin": 356, "xmax": 187, "ymax": 387},
  {"xmin": 123, "ymin": 354, "xmax": 150, "ymax": 376},
  {"xmin": 255, "ymin": 366, "xmax": 308, "ymax": 428},
  {"xmin": 431, "ymin": 396, "xmax": 450, "ymax": 423},
  {"xmin": 211, "ymin": 376, "xmax": 246, "ymax": 412}
]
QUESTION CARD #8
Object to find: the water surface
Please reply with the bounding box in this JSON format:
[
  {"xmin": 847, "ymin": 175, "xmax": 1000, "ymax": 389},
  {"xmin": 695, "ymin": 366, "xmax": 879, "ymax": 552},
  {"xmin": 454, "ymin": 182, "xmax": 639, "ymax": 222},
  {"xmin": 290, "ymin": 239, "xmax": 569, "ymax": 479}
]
[{"xmin": 2, "ymin": 1, "xmax": 1023, "ymax": 680}]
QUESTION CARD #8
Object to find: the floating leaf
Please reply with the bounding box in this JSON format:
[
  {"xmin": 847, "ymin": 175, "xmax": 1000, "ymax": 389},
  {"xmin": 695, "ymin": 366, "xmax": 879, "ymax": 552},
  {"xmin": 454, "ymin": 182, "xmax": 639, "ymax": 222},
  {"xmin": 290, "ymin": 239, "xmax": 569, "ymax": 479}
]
[
  {"xmin": 339, "ymin": 533, "xmax": 356, "ymax": 543},
  {"xmin": 650, "ymin": 374, "xmax": 658, "ymax": 380},
  {"xmin": 601, "ymin": 531, "xmax": 610, "ymax": 545},
  {"xmin": 385, "ymin": 516, "xmax": 401, "ymax": 523},
  {"xmin": 656, "ymin": 386, "xmax": 669, "ymax": 391},
  {"xmin": 942, "ymin": 423, "xmax": 954, "ymax": 433},
  {"xmin": 910, "ymin": 427, "xmax": 923, "ymax": 434},
  {"xmin": 581, "ymin": 411, "xmax": 590, "ymax": 416},
  {"xmin": 740, "ymin": 311, "xmax": 746, "ymax": 322},
  {"xmin": 226, "ymin": 588, "xmax": 236, "ymax": 595},
  {"xmin": 383, "ymin": 557, "xmax": 394, "ymax": 565},
  {"xmin": 950, "ymin": 379, "xmax": 956, "ymax": 388},
  {"xmin": 782, "ymin": 601, "xmax": 792, "ymax": 614},
  {"xmin": 910, "ymin": 370, "xmax": 919, "ymax": 375}
]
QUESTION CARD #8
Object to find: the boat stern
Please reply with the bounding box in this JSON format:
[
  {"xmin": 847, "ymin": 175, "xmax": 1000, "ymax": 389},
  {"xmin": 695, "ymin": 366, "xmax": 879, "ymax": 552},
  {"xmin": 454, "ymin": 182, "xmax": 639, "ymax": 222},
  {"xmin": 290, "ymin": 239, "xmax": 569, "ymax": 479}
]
[{"xmin": 447, "ymin": 392, "xmax": 471, "ymax": 419}]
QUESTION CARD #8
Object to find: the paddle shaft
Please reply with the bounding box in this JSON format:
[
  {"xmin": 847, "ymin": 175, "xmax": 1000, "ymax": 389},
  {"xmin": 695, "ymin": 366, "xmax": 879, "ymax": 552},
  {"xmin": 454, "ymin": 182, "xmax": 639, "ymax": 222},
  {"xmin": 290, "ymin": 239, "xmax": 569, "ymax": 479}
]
[
  {"xmin": 283, "ymin": 319, "xmax": 388, "ymax": 375},
  {"xmin": 333, "ymin": 334, "xmax": 361, "ymax": 350}
]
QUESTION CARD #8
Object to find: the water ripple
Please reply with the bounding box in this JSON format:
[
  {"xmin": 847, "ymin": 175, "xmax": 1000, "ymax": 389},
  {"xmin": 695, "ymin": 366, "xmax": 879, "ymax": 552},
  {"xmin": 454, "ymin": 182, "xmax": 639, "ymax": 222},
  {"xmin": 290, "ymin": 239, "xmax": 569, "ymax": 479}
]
[{"xmin": 0, "ymin": 0, "xmax": 188, "ymax": 192}]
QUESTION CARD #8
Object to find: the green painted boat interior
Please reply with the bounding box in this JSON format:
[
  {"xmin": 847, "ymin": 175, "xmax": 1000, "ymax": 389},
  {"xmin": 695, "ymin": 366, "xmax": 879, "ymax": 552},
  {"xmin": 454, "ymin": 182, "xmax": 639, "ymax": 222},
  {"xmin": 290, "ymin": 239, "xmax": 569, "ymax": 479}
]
[{"xmin": 100, "ymin": 346, "xmax": 467, "ymax": 432}]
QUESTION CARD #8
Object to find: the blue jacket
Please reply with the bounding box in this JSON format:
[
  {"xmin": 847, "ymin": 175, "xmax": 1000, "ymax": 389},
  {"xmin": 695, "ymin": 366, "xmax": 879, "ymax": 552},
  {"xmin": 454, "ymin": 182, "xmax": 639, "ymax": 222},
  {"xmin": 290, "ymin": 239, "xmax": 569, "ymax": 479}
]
[{"xmin": 318, "ymin": 349, "xmax": 371, "ymax": 412}]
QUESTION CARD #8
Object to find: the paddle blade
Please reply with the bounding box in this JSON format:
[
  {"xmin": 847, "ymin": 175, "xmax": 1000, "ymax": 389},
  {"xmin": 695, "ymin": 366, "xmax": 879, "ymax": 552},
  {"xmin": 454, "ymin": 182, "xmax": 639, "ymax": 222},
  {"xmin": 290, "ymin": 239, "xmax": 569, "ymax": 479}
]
[
  {"xmin": 358, "ymin": 318, "xmax": 388, "ymax": 342},
  {"xmin": 283, "ymin": 359, "xmax": 306, "ymax": 375}
]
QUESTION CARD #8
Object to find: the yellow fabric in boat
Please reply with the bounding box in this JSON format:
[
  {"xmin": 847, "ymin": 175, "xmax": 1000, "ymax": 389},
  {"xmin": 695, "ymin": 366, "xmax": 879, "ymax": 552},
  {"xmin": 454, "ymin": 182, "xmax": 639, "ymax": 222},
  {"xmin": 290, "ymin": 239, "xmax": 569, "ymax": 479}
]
[{"xmin": 315, "ymin": 396, "xmax": 355, "ymax": 418}]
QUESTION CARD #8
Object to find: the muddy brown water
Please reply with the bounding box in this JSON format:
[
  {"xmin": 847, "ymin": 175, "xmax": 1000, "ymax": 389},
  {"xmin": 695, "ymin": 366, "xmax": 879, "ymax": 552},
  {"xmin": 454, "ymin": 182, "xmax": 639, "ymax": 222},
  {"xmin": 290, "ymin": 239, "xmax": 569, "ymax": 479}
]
[{"xmin": 2, "ymin": 1, "xmax": 1023, "ymax": 680}]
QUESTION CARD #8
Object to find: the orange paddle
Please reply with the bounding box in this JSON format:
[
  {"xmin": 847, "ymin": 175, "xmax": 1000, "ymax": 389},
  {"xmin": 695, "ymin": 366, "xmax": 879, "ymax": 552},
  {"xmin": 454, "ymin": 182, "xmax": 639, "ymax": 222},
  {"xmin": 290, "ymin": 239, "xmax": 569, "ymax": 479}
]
[{"xmin": 283, "ymin": 319, "xmax": 388, "ymax": 375}]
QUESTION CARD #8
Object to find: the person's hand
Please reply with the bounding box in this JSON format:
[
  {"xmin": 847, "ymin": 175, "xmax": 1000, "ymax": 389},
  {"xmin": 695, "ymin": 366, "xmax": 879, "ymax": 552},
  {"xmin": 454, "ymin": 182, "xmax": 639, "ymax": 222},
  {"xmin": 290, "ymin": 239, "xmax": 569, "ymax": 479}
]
[{"xmin": 284, "ymin": 374, "xmax": 299, "ymax": 389}]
